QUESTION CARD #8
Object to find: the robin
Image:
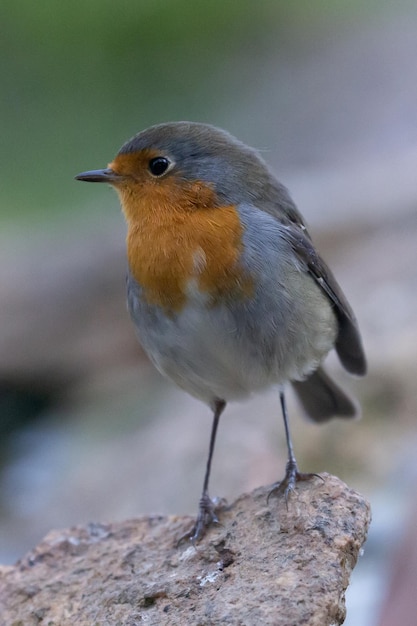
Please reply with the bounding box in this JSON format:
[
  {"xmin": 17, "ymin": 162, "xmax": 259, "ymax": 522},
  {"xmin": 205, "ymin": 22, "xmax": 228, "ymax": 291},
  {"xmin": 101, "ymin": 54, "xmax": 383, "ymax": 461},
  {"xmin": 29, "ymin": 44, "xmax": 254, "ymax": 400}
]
[{"xmin": 76, "ymin": 122, "xmax": 366, "ymax": 542}]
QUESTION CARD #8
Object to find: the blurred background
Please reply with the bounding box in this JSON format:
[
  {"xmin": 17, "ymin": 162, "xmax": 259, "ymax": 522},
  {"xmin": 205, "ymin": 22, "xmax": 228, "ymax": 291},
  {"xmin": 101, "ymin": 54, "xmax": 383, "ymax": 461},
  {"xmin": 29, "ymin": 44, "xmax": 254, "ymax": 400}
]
[{"xmin": 1, "ymin": 1, "xmax": 417, "ymax": 624}]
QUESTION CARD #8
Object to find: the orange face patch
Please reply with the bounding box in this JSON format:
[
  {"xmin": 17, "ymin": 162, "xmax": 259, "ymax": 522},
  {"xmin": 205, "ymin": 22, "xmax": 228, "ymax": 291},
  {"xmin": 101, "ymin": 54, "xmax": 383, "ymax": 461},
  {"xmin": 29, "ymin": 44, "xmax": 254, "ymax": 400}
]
[
  {"xmin": 109, "ymin": 151, "xmax": 253, "ymax": 312},
  {"xmin": 109, "ymin": 150, "xmax": 161, "ymax": 183}
]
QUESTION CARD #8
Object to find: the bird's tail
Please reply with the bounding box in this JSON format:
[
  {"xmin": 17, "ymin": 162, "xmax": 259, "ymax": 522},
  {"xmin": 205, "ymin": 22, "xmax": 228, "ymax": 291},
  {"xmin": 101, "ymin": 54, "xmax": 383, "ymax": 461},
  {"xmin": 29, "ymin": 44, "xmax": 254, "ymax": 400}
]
[{"xmin": 291, "ymin": 366, "xmax": 358, "ymax": 422}]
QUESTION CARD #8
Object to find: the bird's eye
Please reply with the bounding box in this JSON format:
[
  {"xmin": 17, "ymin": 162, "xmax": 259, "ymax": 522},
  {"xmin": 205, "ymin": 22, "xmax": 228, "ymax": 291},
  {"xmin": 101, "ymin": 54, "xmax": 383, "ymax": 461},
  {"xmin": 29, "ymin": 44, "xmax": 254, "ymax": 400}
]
[{"xmin": 148, "ymin": 156, "xmax": 171, "ymax": 177}]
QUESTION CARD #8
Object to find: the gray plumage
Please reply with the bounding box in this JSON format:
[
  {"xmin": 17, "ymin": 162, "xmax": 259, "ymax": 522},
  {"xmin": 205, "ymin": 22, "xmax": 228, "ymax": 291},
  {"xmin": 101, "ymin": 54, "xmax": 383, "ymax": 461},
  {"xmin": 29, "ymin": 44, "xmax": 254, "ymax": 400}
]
[{"xmin": 122, "ymin": 122, "xmax": 366, "ymax": 419}]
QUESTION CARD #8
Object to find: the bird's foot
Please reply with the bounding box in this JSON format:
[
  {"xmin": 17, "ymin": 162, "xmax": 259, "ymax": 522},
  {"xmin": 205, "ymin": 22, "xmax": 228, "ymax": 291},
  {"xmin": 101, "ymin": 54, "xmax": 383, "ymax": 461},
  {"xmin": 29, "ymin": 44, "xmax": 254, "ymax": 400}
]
[
  {"xmin": 178, "ymin": 493, "xmax": 225, "ymax": 546},
  {"xmin": 267, "ymin": 458, "xmax": 323, "ymax": 505}
]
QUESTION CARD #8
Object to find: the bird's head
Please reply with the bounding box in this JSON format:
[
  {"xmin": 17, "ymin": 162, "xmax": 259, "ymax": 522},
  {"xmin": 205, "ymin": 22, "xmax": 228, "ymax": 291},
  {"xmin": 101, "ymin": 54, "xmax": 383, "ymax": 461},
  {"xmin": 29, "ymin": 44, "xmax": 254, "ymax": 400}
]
[{"xmin": 75, "ymin": 121, "xmax": 275, "ymax": 222}]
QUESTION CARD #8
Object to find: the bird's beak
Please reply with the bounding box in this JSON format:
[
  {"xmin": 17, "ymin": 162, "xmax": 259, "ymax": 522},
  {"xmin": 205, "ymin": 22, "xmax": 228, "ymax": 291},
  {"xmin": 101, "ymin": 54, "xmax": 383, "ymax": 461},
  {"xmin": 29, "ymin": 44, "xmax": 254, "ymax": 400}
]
[{"xmin": 75, "ymin": 168, "xmax": 123, "ymax": 184}]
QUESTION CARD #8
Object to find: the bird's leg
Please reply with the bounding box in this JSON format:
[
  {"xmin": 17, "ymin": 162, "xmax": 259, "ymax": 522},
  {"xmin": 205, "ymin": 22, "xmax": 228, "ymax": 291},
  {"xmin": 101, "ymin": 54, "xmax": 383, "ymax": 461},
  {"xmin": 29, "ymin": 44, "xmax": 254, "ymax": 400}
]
[
  {"xmin": 268, "ymin": 391, "xmax": 321, "ymax": 503},
  {"xmin": 181, "ymin": 399, "xmax": 226, "ymax": 545}
]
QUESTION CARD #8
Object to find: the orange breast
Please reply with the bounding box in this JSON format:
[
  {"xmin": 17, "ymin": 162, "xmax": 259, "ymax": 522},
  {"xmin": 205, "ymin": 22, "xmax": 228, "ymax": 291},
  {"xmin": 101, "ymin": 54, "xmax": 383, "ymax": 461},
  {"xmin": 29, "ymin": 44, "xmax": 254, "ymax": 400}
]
[{"xmin": 111, "ymin": 161, "xmax": 253, "ymax": 313}]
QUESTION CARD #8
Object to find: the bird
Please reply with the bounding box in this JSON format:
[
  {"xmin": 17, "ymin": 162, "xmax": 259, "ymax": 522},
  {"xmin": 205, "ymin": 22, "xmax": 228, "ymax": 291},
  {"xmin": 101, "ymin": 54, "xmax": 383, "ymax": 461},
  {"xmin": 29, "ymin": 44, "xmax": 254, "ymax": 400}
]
[{"xmin": 76, "ymin": 121, "xmax": 366, "ymax": 542}]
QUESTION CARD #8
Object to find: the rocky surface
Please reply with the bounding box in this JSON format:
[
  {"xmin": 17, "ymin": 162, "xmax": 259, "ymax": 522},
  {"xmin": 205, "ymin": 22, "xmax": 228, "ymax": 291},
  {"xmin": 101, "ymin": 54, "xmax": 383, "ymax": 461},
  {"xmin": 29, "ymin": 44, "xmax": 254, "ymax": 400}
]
[{"xmin": 0, "ymin": 474, "xmax": 370, "ymax": 626}]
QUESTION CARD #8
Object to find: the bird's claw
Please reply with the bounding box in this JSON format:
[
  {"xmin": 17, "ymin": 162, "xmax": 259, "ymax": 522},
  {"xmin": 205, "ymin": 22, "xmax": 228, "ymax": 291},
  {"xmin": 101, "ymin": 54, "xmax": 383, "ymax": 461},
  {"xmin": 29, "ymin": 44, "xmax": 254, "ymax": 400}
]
[
  {"xmin": 267, "ymin": 459, "xmax": 323, "ymax": 505},
  {"xmin": 177, "ymin": 493, "xmax": 224, "ymax": 547}
]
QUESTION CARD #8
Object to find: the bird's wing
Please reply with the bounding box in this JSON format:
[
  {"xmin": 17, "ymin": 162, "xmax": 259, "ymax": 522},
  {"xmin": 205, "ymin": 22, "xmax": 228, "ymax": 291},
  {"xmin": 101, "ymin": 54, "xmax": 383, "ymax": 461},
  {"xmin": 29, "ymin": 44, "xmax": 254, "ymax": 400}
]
[{"xmin": 283, "ymin": 224, "xmax": 366, "ymax": 376}]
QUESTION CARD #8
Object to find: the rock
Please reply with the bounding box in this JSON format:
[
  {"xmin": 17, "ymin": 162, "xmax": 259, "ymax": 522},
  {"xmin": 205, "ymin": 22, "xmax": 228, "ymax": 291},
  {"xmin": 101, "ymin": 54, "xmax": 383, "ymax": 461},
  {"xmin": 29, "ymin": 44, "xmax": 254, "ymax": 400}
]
[{"xmin": 0, "ymin": 474, "xmax": 370, "ymax": 626}]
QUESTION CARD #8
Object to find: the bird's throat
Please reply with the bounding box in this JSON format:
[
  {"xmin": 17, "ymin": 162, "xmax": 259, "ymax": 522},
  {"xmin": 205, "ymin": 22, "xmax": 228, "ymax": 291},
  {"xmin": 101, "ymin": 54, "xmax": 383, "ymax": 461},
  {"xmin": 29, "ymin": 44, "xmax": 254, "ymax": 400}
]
[{"xmin": 120, "ymin": 185, "xmax": 253, "ymax": 313}]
